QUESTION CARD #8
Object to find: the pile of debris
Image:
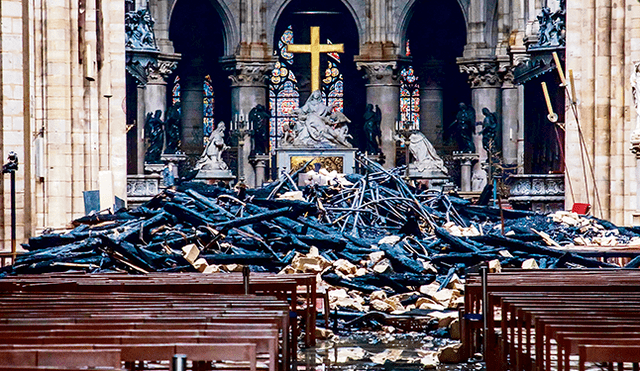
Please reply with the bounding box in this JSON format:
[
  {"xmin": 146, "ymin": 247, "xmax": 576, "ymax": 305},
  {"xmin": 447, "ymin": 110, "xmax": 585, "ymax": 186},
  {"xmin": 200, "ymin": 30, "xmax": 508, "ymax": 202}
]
[{"xmin": 3, "ymin": 154, "xmax": 639, "ymax": 366}]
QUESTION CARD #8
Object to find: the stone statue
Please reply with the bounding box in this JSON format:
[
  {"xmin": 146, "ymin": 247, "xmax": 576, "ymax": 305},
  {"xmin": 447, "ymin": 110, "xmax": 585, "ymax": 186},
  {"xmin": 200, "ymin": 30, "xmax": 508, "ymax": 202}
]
[
  {"xmin": 125, "ymin": 8, "xmax": 157, "ymax": 50},
  {"xmin": 195, "ymin": 121, "xmax": 229, "ymax": 171},
  {"xmin": 363, "ymin": 104, "xmax": 382, "ymax": 154},
  {"xmin": 535, "ymin": 5, "xmax": 566, "ymax": 48},
  {"xmin": 164, "ymin": 103, "xmax": 181, "ymax": 154},
  {"xmin": 409, "ymin": 131, "xmax": 448, "ymax": 175},
  {"xmin": 144, "ymin": 110, "xmax": 164, "ymax": 164},
  {"xmin": 632, "ymin": 62, "xmax": 640, "ymax": 134},
  {"xmin": 631, "ymin": 62, "xmax": 640, "ymax": 154},
  {"xmin": 480, "ymin": 107, "xmax": 499, "ymax": 154},
  {"xmin": 249, "ymin": 104, "xmax": 271, "ymax": 155},
  {"xmin": 290, "ymin": 90, "xmax": 352, "ymax": 148},
  {"xmin": 451, "ymin": 102, "xmax": 476, "ymax": 153}
]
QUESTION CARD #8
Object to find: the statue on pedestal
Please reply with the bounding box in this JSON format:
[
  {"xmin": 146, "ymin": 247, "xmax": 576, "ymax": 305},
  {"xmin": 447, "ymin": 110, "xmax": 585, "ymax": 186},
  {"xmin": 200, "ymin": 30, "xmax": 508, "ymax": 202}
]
[
  {"xmin": 195, "ymin": 121, "xmax": 229, "ymax": 171},
  {"xmin": 164, "ymin": 103, "xmax": 181, "ymax": 155},
  {"xmin": 290, "ymin": 90, "xmax": 352, "ymax": 148},
  {"xmin": 363, "ymin": 104, "xmax": 382, "ymax": 154},
  {"xmin": 249, "ymin": 104, "xmax": 271, "ymax": 155},
  {"xmin": 409, "ymin": 131, "xmax": 448, "ymax": 175},
  {"xmin": 144, "ymin": 110, "xmax": 164, "ymax": 164},
  {"xmin": 451, "ymin": 102, "xmax": 476, "ymax": 153}
]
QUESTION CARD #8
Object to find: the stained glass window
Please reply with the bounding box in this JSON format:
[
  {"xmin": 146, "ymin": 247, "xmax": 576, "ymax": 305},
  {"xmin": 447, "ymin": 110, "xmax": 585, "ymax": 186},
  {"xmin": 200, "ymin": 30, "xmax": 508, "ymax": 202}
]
[
  {"xmin": 322, "ymin": 59, "xmax": 343, "ymax": 113},
  {"xmin": 400, "ymin": 65, "xmax": 420, "ymax": 127},
  {"xmin": 203, "ymin": 75, "xmax": 215, "ymax": 144},
  {"xmin": 269, "ymin": 26, "xmax": 300, "ymax": 153},
  {"xmin": 269, "ymin": 27, "xmax": 345, "ymax": 152},
  {"xmin": 170, "ymin": 74, "xmax": 215, "ymax": 144},
  {"xmin": 172, "ymin": 76, "xmax": 180, "ymax": 105}
]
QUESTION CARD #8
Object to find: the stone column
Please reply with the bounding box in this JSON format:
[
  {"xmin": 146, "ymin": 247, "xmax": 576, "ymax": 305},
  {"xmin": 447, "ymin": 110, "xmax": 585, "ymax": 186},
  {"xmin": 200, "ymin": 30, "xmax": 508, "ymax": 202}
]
[
  {"xmin": 500, "ymin": 66, "xmax": 518, "ymax": 166},
  {"xmin": 136, "ymin": 84, "xmax": 146, "ymax": 174},
  {"xmin": 180, "ymin": 57, "xmax": 205, "ymax": 155},
  {"xmin": 459, "ymin": 60, "xmax": 502, "ymax": 191},
  {"xmin": 417, "ymin": 61, "xmax": 445, "ymax": 147},
  {"xmin": 356, "ymin": 61, "xmax": 400, "ymax": 167},
  {"xmin": 251, "ymin": 154, "xmax": 270, "ymax": 188},
  {"xmin": 630, "ymin": 61, "xmax": 640, "ymax": 224},
  {"xmin": 144, "ymin": 58, "xmax": 178, "ymax": 123},
  {"xmin": 227, "ymin": 61, "xmax": 272, "ymax": 187},
  {"xmin": 632, "ymin": 134, "xmax": 640, "ymax": 225}
]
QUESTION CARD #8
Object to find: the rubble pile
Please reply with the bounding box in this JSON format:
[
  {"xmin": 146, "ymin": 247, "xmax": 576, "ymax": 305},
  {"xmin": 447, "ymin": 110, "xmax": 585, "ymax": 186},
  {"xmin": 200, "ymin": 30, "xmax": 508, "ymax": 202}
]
[{"xmin": 3, "ymin": 155, "xmax": 639, "ymax": 367}]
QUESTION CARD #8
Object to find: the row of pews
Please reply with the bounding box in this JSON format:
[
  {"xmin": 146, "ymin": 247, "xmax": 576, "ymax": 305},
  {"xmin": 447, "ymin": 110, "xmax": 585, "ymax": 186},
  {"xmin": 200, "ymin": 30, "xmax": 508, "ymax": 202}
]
[
  {"xmin": 0, "ymin": 272, "xmax": 318, "ymax": 371},
  {"xmin": 463, "ymin": 269, "xmax": 640, "ymax": 371}
]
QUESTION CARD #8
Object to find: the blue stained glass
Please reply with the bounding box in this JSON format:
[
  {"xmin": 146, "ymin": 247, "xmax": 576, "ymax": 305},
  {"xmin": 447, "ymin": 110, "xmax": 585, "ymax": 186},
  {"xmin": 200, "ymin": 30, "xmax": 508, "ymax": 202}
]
[
  {"xmin": 203, "ymin": 75, "xmax": 215, "ymax": 142},
  {"xmin": 399, "ymin": 65, "xmax": 420, "ymax": 130},
  {"xmin": 172, "ymin": 76, "xmax": 181, "ymax": 105}
]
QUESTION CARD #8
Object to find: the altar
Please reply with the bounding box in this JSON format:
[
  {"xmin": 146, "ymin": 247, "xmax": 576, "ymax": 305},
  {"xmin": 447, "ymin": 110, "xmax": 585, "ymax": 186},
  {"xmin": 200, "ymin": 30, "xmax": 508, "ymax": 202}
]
[{"xmin": 276, "ymin": 147, "xmax": 357, "ymax": 174}]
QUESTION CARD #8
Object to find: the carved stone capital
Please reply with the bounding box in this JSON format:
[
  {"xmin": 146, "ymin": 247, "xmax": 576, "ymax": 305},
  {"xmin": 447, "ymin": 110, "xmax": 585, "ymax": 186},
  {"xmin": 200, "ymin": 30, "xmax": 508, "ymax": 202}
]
[
  {"xmin": 227, "ymin": 62, "xmax": 273, "ymax": 87},
  {"xmin": 458, "ymin": 61, "xmax": 502, "ymax": 88},
  {"xmin": 498, "ymin": 63, "xmax": 516, "ymax": 88},
  {"xmin": 146, "ymin": 60, "xmax": 178, "ymax": 84},
  {"xmin": 356, "ymin": 61, "xmax": 399, "ymax": 84}
]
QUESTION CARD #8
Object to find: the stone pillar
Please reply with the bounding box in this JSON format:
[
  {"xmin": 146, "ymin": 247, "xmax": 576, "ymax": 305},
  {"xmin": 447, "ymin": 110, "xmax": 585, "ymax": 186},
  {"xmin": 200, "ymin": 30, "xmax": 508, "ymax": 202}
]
[
  {"xmin": 181, "ymin": 57, "xmax": 205, "ymax": 155},
  {"xmin": 453, "ymin": 152, "xmax": 479, "ymax": 193},
  {"xmin": 357, "ymin": 61, "xmax": 400, "ymax": 167},
  {"xmin": 144, "ymin": 58, "xmax": 178, "ymax": 123},
  {"xmin": 251, "ymin": 154, "xmax": 270, "ymax": 188},
  {"xmin": 227, "ymin": 62, "xmax": 272, "ymax": 187},
  {"xmin": 459, "ymin": 60, "xmax": 502, "ymax": 191},
  {"xmin": 417, "ymin": 61, "xmax": 445, "ymax": 147},
  {"xmin": 136, "ymin": 84, "xmax": 146, "ymax": 174},
  {"xmin": 500, "ymin": 66, "xmax": 518, "ymax": 166},
  {"xmin": 632, "ymin": 134, "xmax": 640, "ymax": 225}
]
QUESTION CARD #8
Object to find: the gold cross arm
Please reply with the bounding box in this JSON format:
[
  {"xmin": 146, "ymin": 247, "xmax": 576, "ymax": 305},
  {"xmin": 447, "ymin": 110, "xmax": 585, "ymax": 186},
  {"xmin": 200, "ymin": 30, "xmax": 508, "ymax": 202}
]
[{"xmin": 287, "ymin": 26, "xmax": 344, "ymax": 92}]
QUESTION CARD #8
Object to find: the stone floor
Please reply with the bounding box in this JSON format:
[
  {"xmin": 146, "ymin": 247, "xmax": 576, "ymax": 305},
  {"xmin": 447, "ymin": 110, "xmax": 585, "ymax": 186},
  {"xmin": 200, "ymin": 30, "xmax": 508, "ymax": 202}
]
[{"xmin": 297, "ymin": 331, "xmax": 485, "ymax": 371}]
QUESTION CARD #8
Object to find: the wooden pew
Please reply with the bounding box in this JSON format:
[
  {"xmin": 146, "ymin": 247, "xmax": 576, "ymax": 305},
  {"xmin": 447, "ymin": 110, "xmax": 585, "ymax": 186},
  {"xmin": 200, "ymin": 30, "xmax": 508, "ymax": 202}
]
[
  {"xmin": 462, "ymin": 269, "xmax": 640, "ymax": 371},
  {"xmin": 0, "ymin": 273, "xmax": 306, "ymax": 370}
]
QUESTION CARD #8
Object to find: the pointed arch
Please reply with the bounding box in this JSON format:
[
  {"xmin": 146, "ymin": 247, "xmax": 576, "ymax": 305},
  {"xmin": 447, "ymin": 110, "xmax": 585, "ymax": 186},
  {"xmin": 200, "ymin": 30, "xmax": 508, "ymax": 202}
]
[
  {"xmin": 168, "ymin": 0, "xmax": 239, "ymax": 56},
  {"xmin": 267, "ymin": 0, "xmax": 365, "ymax": 49},
  {"xmin": 396, "ymin": 0, "xmax": 469, "ymax": 53}
]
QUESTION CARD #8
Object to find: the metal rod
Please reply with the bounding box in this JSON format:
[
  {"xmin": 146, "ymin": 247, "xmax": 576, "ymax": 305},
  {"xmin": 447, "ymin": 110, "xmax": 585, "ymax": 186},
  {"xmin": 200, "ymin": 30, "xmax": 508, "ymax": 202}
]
[
  {"xmin": 243, "ymin": 265, "xmax": 250, "ymax": 295},
  {"xmin": 481, "ymin": 265, "xmax": 489, "ymax": 361},
  {"xmin": 10, "ymin": 170, "xmax": 15, "ymax": 260}
]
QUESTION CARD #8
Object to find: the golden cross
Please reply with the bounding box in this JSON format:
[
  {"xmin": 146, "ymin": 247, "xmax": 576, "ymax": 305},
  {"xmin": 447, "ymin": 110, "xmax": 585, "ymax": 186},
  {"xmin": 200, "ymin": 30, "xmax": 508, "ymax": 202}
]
[{"xmin": 287, "ymin": 26, "xmax": 344, "ymax": 92}]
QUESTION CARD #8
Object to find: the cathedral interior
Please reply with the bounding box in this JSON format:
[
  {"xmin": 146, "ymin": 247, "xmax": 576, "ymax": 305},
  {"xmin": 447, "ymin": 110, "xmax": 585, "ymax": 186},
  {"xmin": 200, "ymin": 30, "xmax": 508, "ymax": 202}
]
[{"xmin": 1, "ymin": 0, "xmax": 640, "ymax": 369}]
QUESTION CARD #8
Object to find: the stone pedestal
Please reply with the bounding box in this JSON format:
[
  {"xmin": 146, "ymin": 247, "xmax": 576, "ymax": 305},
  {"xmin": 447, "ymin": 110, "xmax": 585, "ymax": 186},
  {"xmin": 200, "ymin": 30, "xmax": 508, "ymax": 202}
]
[
  {"xmin": 160, "ymin": 153, "xmax": 187, "ymax": 186},
  {"xmin": 127, "ymin": 174, "xmax": 162, "ymax": 207},
  {"xmin": 453, "ymin": 152, "xmax": 479, "ymax": 192},
  {"xmin": 194, "ymin": 169, "xmax": 235, "ymax": 185},
  {"xmin": 276, "ymin": 147, "xmax": 357, "ymax": 175},
  {"xmin": 250, "ymin": 154, "xmax": 270, "ymax": 188},
  {"xmin": 507, "ymin": 174, "xmax": 565, "ymax": 213},
  {"xmin": 408, "ymin": 168, "xmax": 451, "ymax": 191}
]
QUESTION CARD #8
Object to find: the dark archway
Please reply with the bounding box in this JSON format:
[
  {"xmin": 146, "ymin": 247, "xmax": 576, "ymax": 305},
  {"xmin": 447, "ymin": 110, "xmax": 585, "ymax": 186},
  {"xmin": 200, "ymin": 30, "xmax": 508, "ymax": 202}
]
[
  {"xmin": 405, "ymin": 0, "xmax": 469, "ymax": 149},
  {"xmin": 271, "ymin": 0, "xmax": 364, "ymax": 150},
  {"xmin": 169, "ymin": 0, "xmax": 231, "ymax": 156}
]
